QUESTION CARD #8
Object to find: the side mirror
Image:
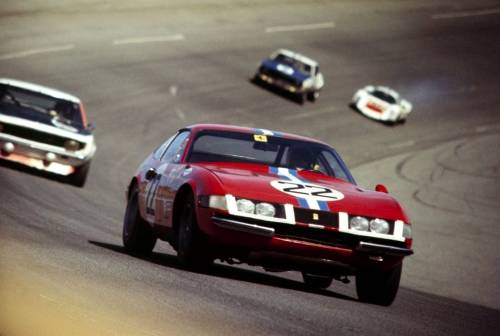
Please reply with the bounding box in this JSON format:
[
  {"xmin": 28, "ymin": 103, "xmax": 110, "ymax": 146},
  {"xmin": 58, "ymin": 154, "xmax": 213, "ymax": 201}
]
[
  {"xmin": 145, "ymin": 168, "xmax": 157, "ymax": 181},
  {"xmin": 375, "ymin": 184, "xmax": 389, "ymax": 193},
  {"xmin": 87, "ymin": 123, "xmax": 95, "ymax": 132}
]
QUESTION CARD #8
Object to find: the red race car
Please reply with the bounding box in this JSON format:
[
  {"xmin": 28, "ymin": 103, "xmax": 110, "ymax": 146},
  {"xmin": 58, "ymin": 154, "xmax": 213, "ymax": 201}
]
[{"xmin": 123, "ymin": 124, "xmax": 413, "ymax": 305}]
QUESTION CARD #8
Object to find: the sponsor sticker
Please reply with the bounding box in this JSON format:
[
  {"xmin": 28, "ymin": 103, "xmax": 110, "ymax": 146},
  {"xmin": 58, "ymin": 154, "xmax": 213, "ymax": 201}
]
[{"xmin": 254, "ymin": 134, "xmax": 268, "ymax": 142}]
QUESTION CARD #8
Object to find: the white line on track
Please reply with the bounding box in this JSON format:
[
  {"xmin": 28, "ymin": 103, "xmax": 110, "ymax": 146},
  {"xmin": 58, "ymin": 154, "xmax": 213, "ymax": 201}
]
[
  {"xmin": 475, "ymin": 124, "xmax": 500, "ymax": 133},
  {"xmin": 112, "ymin": 34, "xmax": 185, "ymax": 45},
  {"xmin": 0, "ymin": 44, "xmax": 75, "ymax": 61},
  {"xmin": 265, "ymin": 21, "xmax": 335, "ymax": 33},
  {"xmin": 432, "ymin": 8, "xmax": 500, "ymax": 19}
]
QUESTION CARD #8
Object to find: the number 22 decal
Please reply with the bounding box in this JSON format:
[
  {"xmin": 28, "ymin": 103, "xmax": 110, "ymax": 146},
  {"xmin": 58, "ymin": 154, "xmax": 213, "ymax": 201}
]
[{"xmin": 270, "ymin": 180, "xmax": 344, "ymax": 202}]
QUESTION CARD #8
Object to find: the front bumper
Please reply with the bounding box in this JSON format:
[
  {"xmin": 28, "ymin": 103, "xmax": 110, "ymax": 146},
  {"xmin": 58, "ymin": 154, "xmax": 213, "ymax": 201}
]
[
  {"xmin": 0, "ymin": 134, "xmax": 95, "ymax": 175},
  {"xmin": 206, "ymin": 214, "xmax": 412, "ymax": 273},
  {"xmin": 256, "ymin": 73, "xmax": 305, "ymax": 94}
]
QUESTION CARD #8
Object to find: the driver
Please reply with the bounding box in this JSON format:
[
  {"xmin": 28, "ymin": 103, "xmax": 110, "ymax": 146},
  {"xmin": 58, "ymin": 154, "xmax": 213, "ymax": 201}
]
[{"xmin": 288, "ymin": 146, "xmax": 317, "ymax": 171}]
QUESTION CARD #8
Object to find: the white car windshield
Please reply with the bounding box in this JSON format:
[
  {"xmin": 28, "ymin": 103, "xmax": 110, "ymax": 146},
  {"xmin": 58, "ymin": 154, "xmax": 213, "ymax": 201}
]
[
  {"xmin": 274, "ymin": 54, "xmax": 312, "ymax": 74},
  {"xmin": 0, "ymin": 84, "xmax": 84, "ymax": 128}
]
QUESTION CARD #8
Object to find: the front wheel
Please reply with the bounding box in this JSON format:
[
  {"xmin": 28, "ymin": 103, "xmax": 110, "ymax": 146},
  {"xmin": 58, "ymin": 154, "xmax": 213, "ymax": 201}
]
[
  {"xmin": 68, "ymin": 161, "xmax": 91, "ymax": 187},
  {"xmin": 122, "ymin": 187, "xmax": 157, "ymax": 255},
  {"xmin": 177, "ymin": 194, "xmax": 212, "ymax": 269},
  {"xmin": 307, "ymin": 91, "xmax": 319, "ymax": 102},
  {"xmin": 356, "ymin": 263, "xmax": 402, "ymax": 306},
  {"xmin": 302, "ymin": 273, "xmax": 333, "ymax": 289}
]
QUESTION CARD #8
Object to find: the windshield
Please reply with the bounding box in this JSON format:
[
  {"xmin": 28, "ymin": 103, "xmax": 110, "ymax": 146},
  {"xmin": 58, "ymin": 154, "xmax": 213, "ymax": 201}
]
[
  {"xmin": 187, "ymin": 130, "xmax": 354, "ymax": 182},
  {"xmin": 0, "ymin": 84, "xmax": 84, "ymax": 128},
  {"xmin": 274, "ymin": 54, "xmax": 312, "ymax": 74},
  {"xmin": 371, "ymin": 89, "xmax": 397, "ymax": 104}
]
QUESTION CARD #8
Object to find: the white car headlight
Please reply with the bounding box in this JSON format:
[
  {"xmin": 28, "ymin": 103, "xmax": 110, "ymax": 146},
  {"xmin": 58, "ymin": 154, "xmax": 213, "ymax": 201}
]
[
  {"xmin": 255, "ymin": 202, "xmax": 275, "ymax": 217},
  {"xmin": 350, "ymin": 216, "xmax": 369, "ymax": 231},
  {"xmin": 64, "ymin": 139, "xmax": 81, "ymax": 151},
  {"xmin": 236, "ymin": 199, "xmax": 255, "ymax": 214},
  {"xmin": 370, "ymin": 218, "xmax": 390, "ymax": 234},
  {"xmin": 208, "ymin": 195, "xmax": 228, "ymax": 211}
]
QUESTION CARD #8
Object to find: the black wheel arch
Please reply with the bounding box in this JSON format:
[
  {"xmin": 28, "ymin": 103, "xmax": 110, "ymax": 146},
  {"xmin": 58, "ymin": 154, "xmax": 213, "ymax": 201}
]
[
  {"xmin": 172, "ymin": 183, "xmax": 196, "ymax": 247},
  {"xmin": 127, "ymin": 177, "xmax": 139, "ymax": 201}
]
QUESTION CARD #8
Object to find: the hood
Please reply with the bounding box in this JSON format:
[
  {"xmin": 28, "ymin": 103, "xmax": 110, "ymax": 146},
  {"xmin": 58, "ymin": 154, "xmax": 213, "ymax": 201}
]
[
  {"xmin": 261, "ymin": 59, "xmax": 311, "ymax": 84},
  {"xmin": 198, "ymin": 162, "xmax": 405, "ymax": 221}
]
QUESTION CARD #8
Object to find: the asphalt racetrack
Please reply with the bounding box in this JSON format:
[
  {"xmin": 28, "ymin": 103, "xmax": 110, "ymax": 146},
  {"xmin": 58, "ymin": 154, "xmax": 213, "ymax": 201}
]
[{"xmin": 1, "ymin": 1, "xmax": 499, "ymax": 335}]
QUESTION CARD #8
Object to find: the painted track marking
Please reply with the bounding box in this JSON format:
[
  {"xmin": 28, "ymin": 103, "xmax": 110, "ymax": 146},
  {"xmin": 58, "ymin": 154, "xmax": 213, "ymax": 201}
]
[
  {"xmin": 0, "ymin": 44, "xmax": 75, "ymax": 61},
  {"xmin": 432, "ymin": 8, "xmax": 500, "ymax": 19},
  {"xmin": 265, "ymin": 22, "xmax": 335, "ymax": 33},
  {"xmin": 113, "ymin": 34, "xmax": 185, "ymax": 45}
]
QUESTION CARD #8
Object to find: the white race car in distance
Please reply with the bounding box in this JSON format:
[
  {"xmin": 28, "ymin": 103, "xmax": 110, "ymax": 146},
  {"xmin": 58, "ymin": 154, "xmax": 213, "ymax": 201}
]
[{"xmin": 351, "ymin": 86, "xmax": 412, "ymax": 124}]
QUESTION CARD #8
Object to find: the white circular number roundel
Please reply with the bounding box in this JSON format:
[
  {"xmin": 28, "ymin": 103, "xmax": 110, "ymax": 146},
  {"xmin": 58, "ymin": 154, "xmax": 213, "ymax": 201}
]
[{"xmin": 270, "ymin": 180, "xmax": 344, "ymax": 202}]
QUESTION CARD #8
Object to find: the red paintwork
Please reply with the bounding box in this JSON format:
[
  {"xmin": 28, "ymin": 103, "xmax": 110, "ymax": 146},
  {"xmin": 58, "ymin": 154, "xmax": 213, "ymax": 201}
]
[
  {"xmin": 131, "ymin": 124, "xmax": 412, "ymax": 274},
  {"xmin": 79, "ymin": 103, "xmax": 88, "ymax": 129}
]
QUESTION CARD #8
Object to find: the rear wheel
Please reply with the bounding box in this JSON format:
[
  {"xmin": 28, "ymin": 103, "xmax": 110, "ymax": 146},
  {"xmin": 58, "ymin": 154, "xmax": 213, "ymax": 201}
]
[
  {"xmin": 122, "ymin": 187, "xmax": 157, "ymax": 255},
  {"xmin": 302, "ymin": 273, "xmax": 333, "ymax": 289},
  {"xmin": 177, "ymin": 194, "xmax": 212, "ymax": 269},
  {"xmin": 356, "ymin": 263, "xmax": 402, "ymax": 306}
]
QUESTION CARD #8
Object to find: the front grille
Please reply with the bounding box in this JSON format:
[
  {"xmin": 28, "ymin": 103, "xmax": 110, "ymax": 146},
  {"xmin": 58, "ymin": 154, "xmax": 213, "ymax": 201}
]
[
  {"xmin": 294, "ymin": 208, "xmax": 338, "ymax": 228},
  {"xmin": 217, "ymin": 213, "xmax": 407, "ymax": 250},
  {"xmin": 262, "ymin": 68, "xmax": 298, "ymax": 86},
  {"xmin": 219, "ymin": 213, "xmax": 348, "ymax": 248},
  {"xmin": 1, "ymin": 123, "xmax": 82, "ymax": 149}
]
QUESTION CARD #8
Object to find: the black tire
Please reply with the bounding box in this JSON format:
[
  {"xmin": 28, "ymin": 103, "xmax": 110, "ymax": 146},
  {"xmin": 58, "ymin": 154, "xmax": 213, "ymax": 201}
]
[
  {"xmin": 69, "ymin": 161, "xmax": 91, "ymax": 187},
  {"xmin": 306, "ymin": 91, "xmax": 318, "ymax": 102},
  {"xmin": 177, "ymin": 194, "xmax": 212, "ymax": 269},
  {"xmin": 252, "ymin": 74, "xmax": 262, "ymax": 84},
  {"xmin": 297, "ymin": 93, "xmax": 306, "ymax": 104},
  {"xmin": 122, "ymin": 187, "xmax": 157, "ymax": 255},
  {"xmin": 302, "ymin": 273, "xmax": 333, "ymax": 289},
  {"xmin": 356, "ymin": 263, "xmax": 402, "ymax": 306}
]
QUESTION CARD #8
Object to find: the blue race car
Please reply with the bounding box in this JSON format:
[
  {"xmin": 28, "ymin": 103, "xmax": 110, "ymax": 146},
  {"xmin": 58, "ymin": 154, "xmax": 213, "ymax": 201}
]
[{"xmin": 254, "ymin": 49, "xmax": 324, "ymax": 103}]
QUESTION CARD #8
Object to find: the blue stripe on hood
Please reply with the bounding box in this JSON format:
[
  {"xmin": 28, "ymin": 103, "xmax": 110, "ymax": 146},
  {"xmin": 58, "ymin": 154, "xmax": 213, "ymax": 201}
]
[{"xmin": 260, "ymin": 59, "xmax": 311, "ymax": 83}]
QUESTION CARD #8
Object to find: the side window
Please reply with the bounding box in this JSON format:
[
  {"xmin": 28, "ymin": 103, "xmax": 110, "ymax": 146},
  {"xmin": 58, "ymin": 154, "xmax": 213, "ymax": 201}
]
[
  {"xmin": 321, "ymin": 150, "xmax": 349, "ymax": 181},
  {"xmin": 153, "ymin": 135, "xmax": 175, "ymax": 160},
  {"xmin": 161, "ymin": 131, "xmax": 190, "ymax": 163}
]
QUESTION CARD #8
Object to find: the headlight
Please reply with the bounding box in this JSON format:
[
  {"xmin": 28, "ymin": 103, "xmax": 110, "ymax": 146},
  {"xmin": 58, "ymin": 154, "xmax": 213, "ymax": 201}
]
[
  {"xmin": 236, "ymin": 199, "xmax": 255, "ymax": 214},
  {"xmin": 255, "ymin": 202, "xmax": 275, "ymax": 217},
  {"xmin": 208, "ymin": 195, "xmax": 227, "ymax": 211},
  {"xmin": 403, "ymin": 223, "xmax": 412, "ymax": 239},
  {"xmin": 64, "ymin": 140, "xmax": 81, "ymax": 151},
  {"xmin": 350, "ymin": 216, "xmax": 369, "ymax": 231},
  {"xmin": 370, "ymin": 218, "xmax": 390, "ymax": 234}
]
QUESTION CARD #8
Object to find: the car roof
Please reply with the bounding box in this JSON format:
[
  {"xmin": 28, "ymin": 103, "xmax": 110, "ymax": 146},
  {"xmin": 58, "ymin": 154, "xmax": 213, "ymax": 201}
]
[
  {"xmin": 272, "ymin": 49, "xmax": 318, "ymax": 67},
  {"xmin": 184, "ymin": 124, "xmax": 329, "ymax": 146},
  {"xmin": 0, "ymin": 78, "xmax": 81, "ymax": 103}
]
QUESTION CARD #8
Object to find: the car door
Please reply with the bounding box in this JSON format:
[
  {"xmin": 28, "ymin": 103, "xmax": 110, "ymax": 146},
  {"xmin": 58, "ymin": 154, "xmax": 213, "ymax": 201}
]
[
  {"xmin": 144, "ymin": 130, "xmax": 190, "ymax": 226},
  {"xmin": 139, "ymin": 135, "xmax": 175, "ymax": 223}
]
